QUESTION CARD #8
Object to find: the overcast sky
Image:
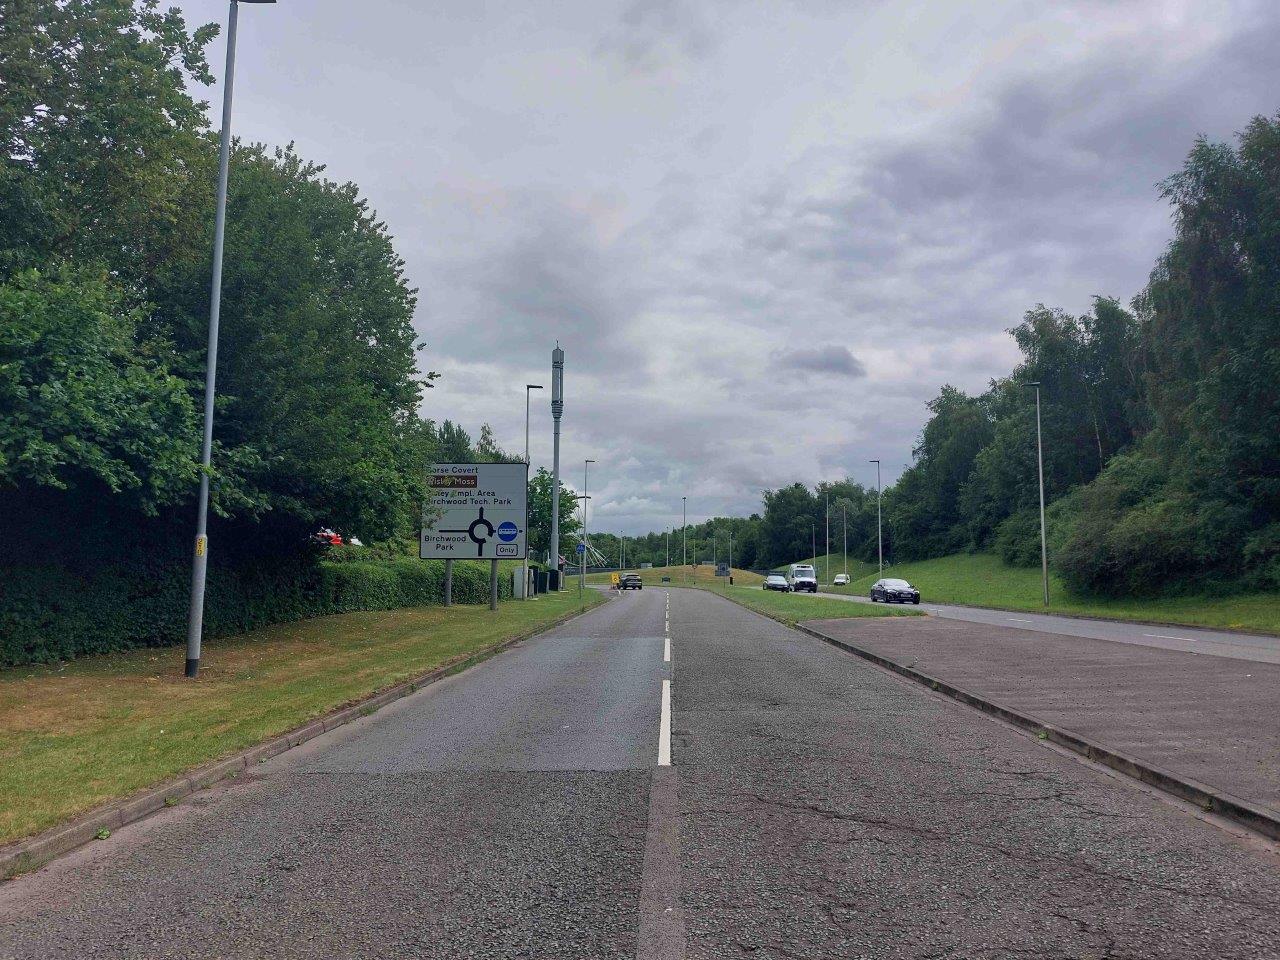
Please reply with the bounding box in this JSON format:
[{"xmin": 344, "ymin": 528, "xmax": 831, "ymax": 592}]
[{"xmin": 175, "ymin": 0, "xmax": 1279, "ymax": 534}]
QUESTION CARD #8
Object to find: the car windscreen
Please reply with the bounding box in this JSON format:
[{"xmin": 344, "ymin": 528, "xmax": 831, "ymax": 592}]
[{"xmin": 884, "ymin": 579, "xmax": 912, "ymax": 588}]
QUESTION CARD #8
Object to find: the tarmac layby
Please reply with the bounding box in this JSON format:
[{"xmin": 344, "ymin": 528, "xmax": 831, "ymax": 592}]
[
  {"xmin": 817, "ymin": 590, "xmax": 1280, "ymax": 664},
  {"xmin": 2, "ymin": 588, "xmax": 1278, "ymax": 958}
]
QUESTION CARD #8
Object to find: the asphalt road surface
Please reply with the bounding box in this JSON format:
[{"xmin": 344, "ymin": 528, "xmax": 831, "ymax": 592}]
[
  {"xmin": 817, "ymin": 589, "xmax": 1280, "ymax": 663},
  {"xmin": 2, "ymin": 588, "xmax": 1279, "ymax": 958}
]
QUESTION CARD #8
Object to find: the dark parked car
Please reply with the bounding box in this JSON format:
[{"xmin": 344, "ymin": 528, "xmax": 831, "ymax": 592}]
[
  {"xmin": 762, "ymin": 574, "xmax": 790, "ymax": 592},
  {"xmin": 870, "ymin": 578, "xmax": 920, "ymax": 604},
  {"xmin": 619, "ymin": 574, "xmax": 643, "ymax": 590}
]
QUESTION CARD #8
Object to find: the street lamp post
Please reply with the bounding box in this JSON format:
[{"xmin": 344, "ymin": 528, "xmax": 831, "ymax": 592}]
[
  {"xmin": 550, "ymin": 346, "xmax": 564, "ymax": 589},
  {"xmin": 665, "ymin": 530, "xmax": 669, "ymax": 567},
  {"xmin": 824, "ymin": 491, "xmax": 830, "ymax": 585},
  {"xmin": 1027, "ymin": 382, "xmax": 1050, "ymax": 606},
  {"xmin": 523, "ymin": 383, "xmax": 543, "ymax": 600},
  {"xmin": 842, "ymin": 502, "xmax": 847, "ymax": 577},
  {"xmin": 184, "ymin": 0, "xmax": 276, "ymax": 680},
  {"xmin": 582, "ymin": 459, "xmax": 595, "ymax": 592},
  {"xmin": 869, "ymin": 460, "xmax": 882, "ymax": 575},
  {"xmin": 682, "ymin": 497, "xmax": 687, "ymax": 580}
]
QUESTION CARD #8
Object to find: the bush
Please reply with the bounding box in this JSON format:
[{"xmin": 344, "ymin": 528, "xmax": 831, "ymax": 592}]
[
  {"xmin": 993, "ymin": 509, "xmax": 1042, "ymax": 567},
  {"xmin": 0, "ymin": 487, "xmax": 510, "ymax": 669},
  {"xmin": 1052, "ymin": 447, "xmax": 1263, "ymax": 597}
]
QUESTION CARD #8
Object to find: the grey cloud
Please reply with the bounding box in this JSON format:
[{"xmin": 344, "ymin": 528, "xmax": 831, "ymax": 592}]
[
  {"xmin": 777, "ymin": 345, "xmax": 867, "ymax": 378},
  {"xmin": 205, "ymin": 0, "xmax": 1280, "ymax": 535},
  {"xmin": 596, "ymin": 0, "xmax": 716, "ymax": 72}
]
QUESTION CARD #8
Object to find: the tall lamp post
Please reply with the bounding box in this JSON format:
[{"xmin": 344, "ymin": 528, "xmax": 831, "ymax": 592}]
[
  {"xmin": 185, "ymin": 0, "xmax": 276, "ymax": 680},
  {"xmin": 523, "ymin": 383, "xmax": 543, "ymax": 599},
  {"xmin": 682, "ymin": 497, "xmax": 687, "ymax": 580},
  {"xmin": 842, "ymin": 502, "xmax": 847, "ymax": 578},
  {"xmin": 824, "ymin": 491, "xmax": 830, "ymax": 586},
  {"xmin": 869, "ymin": 460, "xmax": 882, "ymax": 576},
  {"xmin": 582, "ymin": 459, "xmax": 595, "ymax": 591},
  {"xmin": 550, "ymin": 346, "xmax": 564, "ymax": 588},
  {"xmin": 1027, "ymin": 382, "xmax": 1049, "ymax": 606}
]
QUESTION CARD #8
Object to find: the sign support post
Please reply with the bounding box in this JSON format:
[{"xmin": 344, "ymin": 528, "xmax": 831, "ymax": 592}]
[
  {"xmin": 444, "ymin": 559, "xmax": 453, "ymax": 606},
  {"xmin": 490, "ymin": 559, "xmax": 498, "ymax": 611}
]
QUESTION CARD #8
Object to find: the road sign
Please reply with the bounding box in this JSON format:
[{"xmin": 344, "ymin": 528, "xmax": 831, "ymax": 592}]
[
  {"xmin": 576, "ymin": 543, "xmax": 586, "ymax": 555},
  {"xmin": 420, "ymin": 463, "xmax": 528, "ymax": 560},
  {"xmin": 610, "ymin": 572, "xmax": 620, "ymax": 585},
  {"xmin": 715, "ymin": 561, "xmax": 729, "ymax": 577}
]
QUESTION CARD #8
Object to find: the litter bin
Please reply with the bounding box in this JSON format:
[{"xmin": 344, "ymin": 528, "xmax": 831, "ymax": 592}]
[{"xmin": 535, "ymin": 569, "xmax": 549, "ymax": 594}]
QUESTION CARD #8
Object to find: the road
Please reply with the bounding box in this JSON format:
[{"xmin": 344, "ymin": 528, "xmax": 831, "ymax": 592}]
[
  {"xmin": 816, "ymin": 589, "xmax": 1280, "ymax": 663},
  {"xmin": 2, "ymin": 588, "xmax": 1278, "ymax": 958}
]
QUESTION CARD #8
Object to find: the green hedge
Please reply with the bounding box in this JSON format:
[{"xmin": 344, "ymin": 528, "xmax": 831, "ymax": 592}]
[{"xmin": 0, "ymin": 553, "xmax": 511, "ymax": 670}]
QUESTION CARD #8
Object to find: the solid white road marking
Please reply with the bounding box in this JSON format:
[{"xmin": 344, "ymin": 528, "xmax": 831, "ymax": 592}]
[
  {"xmin": 1006, "ymin": 618, "xmax": 1032, "ymax": 623},
  {"xmin": 1145, "ymin": 633, "xmax": 1198, "ymax": 642},
  {"xmin": 664, "ymin": 636, "xmax": 671, "ymax": 663},
  {"xmin": 658, "ymin": 679, "xmax": 672, "ymax": 766}
]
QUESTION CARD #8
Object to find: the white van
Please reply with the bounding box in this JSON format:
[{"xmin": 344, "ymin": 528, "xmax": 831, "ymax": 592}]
[{"xmin": 786, "ymin": 564, "xmax": 818, "ymax": 593}]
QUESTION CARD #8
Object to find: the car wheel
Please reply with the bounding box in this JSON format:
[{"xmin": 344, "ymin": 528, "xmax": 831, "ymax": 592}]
[{"xmin": 912, "ymin": 598, "xmax": 920, "ymax": 605}]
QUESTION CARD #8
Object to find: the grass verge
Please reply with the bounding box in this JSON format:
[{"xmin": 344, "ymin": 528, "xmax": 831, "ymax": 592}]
[
  {"xmin": 0, "ymin": 589, "xmax": 604, "ymax": 846},
  {"xmin": 586, "ymin": 564, "xmax": 765, "ymax": 588},
  {"xmin": 815, "ymin": 552, "xmax": 1280, "ymax": 634},
  {"xmin": 677, "ymin": 583, "xmax": 922, "ymax": 628}
]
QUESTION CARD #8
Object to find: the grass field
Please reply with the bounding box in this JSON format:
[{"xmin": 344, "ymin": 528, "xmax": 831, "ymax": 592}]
[
  {"xmin": 700, "ymin": 584, "xmax": 922, "ymax": 627},
  {"xmin": 777, "ymin": 553, "xmax": 881, "ymax": 584},
  {"xmin": 810, "ymin": 552, "xmax": 1280, "ymax": 634},
  {"xmin": 586, "ymin": 564, "xmax": 765, "ymax": 587},
  {"xmin": 0, "ymin": 589, "xmax": 604, "ymax": 845}
]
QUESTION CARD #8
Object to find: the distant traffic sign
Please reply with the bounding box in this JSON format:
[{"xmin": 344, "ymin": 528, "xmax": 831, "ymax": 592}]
[
  {"xmin": 420, "ymin": 463, "xmax": 527, "ymax": 560},
  {"xmin": 715, "ymin": 561, "xmax": 729, "ymax": 577},
  {"xmin": 575, "ymin": 543, "xmax": 586, "ymax": 555}
]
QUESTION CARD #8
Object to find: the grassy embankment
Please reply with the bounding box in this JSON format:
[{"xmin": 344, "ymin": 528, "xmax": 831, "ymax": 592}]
[
  {"xmin": 588, "ymin": 564, "xmax": 920, "ymax": 627},
  {"xmin": 586, "ymin": 564, "xmax": 764, "ymax": 587},
  {"xmin": 707, "ymin": 584, "xmax": 921, "ymax": 627},
  {"xmin": 799, "ymin": 552, "xmax": 1280, "ymax": 635},
  {"xmin": 0, "ymin": 588, "xmax": 604, "ymax": 846}
]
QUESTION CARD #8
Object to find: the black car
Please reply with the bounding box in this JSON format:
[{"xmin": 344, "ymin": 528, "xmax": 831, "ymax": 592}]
[
  {"xmin": 762, "ymin": 574, "xmax": 791, "ymax": 592},
  {"xmin": 870, "ymin": 578, "xmax": 920, "ymax": 604},
  {"xmin": 619, "ymin": 574, "xmax": 643, "ymax": 590}
]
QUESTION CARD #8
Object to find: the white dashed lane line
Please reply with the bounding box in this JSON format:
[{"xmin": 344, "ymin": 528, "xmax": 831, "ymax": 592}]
[{"xmin": 658, "ymin": 679, "xmax": 672, "ymax": 766}]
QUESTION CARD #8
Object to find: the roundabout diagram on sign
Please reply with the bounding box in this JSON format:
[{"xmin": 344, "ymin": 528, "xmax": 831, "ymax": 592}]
[{"xmin": 440, "ymin": 507, "xmax": 495, "ymax": 557}]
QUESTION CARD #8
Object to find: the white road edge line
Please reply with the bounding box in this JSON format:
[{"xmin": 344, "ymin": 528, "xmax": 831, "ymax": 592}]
[
  {"xmin": 1006, "ymin": 618, "xmax": 1032, "ymax": 623},
  {"xmin": 1145, "ymin": 633, "xmax": 1198, "ymax": 642},
  {"xmin": 664, "ymin": 636, "xmax": 671, "ymax": 663},
  {"xmin": 658, "ymin": 679, "xmax": 672, "ymax": 766}
]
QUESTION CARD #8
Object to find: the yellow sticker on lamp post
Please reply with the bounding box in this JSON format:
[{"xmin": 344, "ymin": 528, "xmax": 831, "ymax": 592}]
[{"xmin": 195, "ymin": 536, "xmax": 207, "ymax": 558}]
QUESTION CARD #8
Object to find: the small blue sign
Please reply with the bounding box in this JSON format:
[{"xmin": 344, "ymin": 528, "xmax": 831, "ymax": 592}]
[
  {"xmin": 497, "ymin": 521, "xmax": 518, "ymax": 542},
  {"xmin": 575, "ymin": 543, "xmax": 586, "ymax": 554}
]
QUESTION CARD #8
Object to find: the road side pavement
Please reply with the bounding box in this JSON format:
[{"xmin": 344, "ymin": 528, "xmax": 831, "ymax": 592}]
[
  {"xmin": 803, "ymin": 614, "xmax": 1280, "ymax": 818},
  {"xmin": 813, "ymin": 589, "xmax": 1280, "ymax": 663},
  {"xmin": 671, "ymin": 588, "xmax": 1280, "ymax": 959},
  {"xmin": 0, "ymin": 589, "xmax": 671, "ymax": 960}
]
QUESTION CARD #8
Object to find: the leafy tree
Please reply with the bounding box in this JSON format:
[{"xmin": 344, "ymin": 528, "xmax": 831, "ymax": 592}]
[
  {"xmin": 0, "ymin": 0, "xmax": 218, "ymax": 280},
  {"xmin": 526, "ymin": 466, "xmax": 581, "ymax": 565},
  {"xmin": 0, "ymin": 267, "xmax": 198, "ymax": 509}
]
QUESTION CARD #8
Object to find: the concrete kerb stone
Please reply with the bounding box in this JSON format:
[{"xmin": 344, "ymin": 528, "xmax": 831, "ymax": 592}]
[
  {"xmin": 0, "ymin": 597, "xmax": 603, "ymax": 881},
  {"xmin": 793, "ymin": 620, "xmax": 1280, "ymax": 843}
]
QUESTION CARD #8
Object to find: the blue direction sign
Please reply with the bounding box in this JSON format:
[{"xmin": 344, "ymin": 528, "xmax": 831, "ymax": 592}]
[{"xmin": 575, "ymin": 543, "xmax": 586, "ymax": 555}]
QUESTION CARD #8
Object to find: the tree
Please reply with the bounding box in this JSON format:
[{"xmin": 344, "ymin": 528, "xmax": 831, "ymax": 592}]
[
  {"xmin": 0, "ymin": 0, "xmax": 218, "ymax": 281},
  {"xmin": 0, "ymin": 267, "xmax": 198, "ymax": 510},
  {"xmin": 526, "ymin": 467, "xmax": 581, "ymax": 564}
]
